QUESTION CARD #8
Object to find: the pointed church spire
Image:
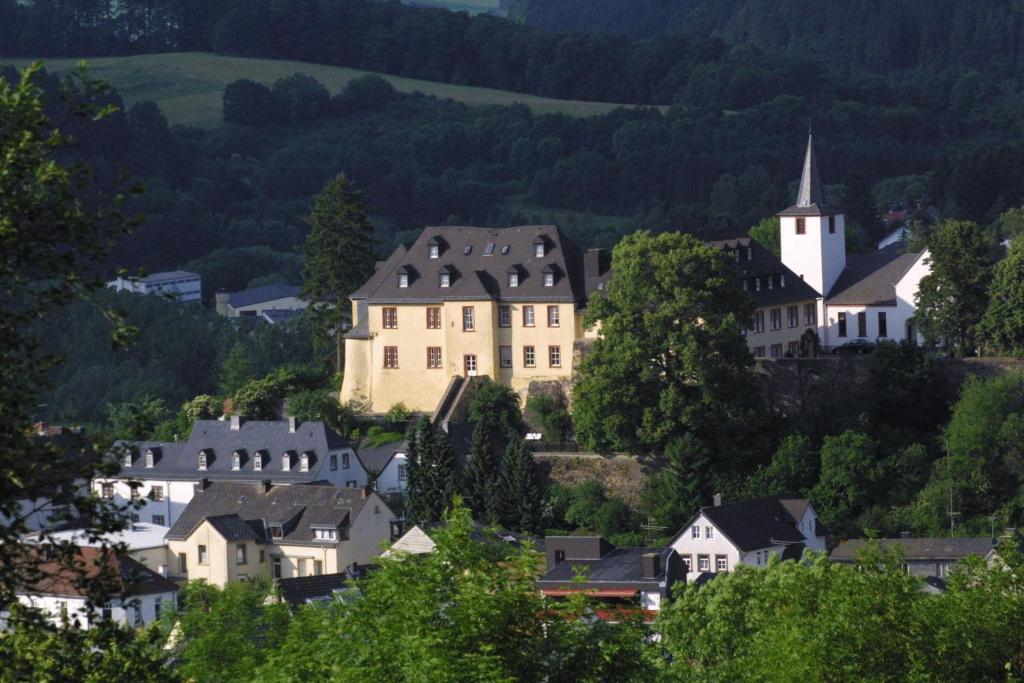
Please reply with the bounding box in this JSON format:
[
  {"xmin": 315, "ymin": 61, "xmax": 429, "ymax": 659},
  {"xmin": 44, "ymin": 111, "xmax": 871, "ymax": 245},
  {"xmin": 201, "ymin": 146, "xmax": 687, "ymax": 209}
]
[{"xmin": 795, "ymin": 131, "xmax": 824, "ymax": 208}]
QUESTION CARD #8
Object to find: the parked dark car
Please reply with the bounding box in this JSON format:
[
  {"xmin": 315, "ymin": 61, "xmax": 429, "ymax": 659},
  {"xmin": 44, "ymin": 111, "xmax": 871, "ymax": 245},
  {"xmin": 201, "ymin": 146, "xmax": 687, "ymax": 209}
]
[{"xmin": 832, "ymin": 338, "xmax": 876, "ymax": 355}]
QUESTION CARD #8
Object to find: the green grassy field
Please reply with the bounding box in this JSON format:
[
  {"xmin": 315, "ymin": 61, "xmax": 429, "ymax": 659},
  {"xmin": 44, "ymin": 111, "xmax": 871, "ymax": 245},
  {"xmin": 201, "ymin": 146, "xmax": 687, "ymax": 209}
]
[{"xmin": 13, "ymin": 52, "xmax": 664, "ymax": 128}]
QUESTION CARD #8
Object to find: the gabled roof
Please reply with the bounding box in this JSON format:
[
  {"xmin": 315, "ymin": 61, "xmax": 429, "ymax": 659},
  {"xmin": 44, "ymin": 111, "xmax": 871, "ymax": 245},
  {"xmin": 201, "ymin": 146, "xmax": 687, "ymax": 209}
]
[
  {"xmin": 228, "ymin": 284, "xmax": 301, "ymax": 308},
  {"xmin": 356, "ymin": 438, "xmax": 406, "ymax": 476},
  {"xmin": 826, "ymin": 245, "xmax": 925, "ymax": 305},
  {"xmin": 349, "ymin": 226, "xmax": 587, "ymax": 304},
  {"xmin": 538, "ymin": 545, "xmax": 677, "ymax": 593},
  {"xmin": 830, "ymin": 537, "xmax": 997, "ymax": 562},
  {"xmin": 671, "ymin": 497, "xmax": 807, "ymax": 553},
  {"xmin": 114, "ymin": 420, "xmax": 353, "ymax": 483},
  {"xmin": 276, "ymin": 572, "xmax": 354, "ymax": 606},
  {"xmin": 703, "ymin": 231, "xmax": 820, "ymax": 305},
  {"xmin": 17, "ymin": 546, "xmax": 178, "ymax": 598},
  {"xmin": 166, "ymin": 482, "xmax": 381, "ymax": 545},
  {"xmin": 142, "ymin": 270, "xmax": 199, "ymax": 284}
]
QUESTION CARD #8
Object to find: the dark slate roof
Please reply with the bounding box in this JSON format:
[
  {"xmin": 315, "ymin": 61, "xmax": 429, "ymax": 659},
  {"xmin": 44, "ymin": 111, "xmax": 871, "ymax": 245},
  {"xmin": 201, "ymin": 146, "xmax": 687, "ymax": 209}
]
[
  {"xmin": 207, "ymin": 514, "xmax": 260, "ymax": 542},
  {"xmin": 673, "ymin": 497, "xmax": 807, "ymax": 553},
  {"xmin": 166, "ymin": 481, "xmax": 374, "ymax": 545},
  {"xmin": 356, "ymin": 439, "xmax": 405, "ymax": 476},
  {"xmin": 826, "ymin": 245, "xmax": 924, "ymax": 305},
  {"xmin": 349, "ymin": 226, "xmax": 587, "ymax": 305},
  {"xmin": 538, "ymin": 547, "xmax": 671, "ymax": 589},
  {"xmin": 276, "ymin": 572, "xmax": 352, "ymax": 606},
  {"xmin": 116, "ymin": 420, "xmax": 353, "ymax": 483},
  {"xmin": 703, "ymin": 231, "xmax": 820, "ymax": 305},
  {"xmin": 830, "ymin": 537, "xmax": 996, "ymax": 562},
  {"xmin": 228, "ymin": 284, "xmax": 301, "ymax": 308}
]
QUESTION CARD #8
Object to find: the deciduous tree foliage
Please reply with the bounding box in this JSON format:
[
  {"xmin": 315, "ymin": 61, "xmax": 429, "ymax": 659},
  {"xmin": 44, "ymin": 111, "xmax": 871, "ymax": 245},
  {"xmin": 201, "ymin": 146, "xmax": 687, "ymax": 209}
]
[
  {"xmin": 915, "ymin": 219, "xmax": 996, "ymax": 356},
  {"xmin": 573, "ymin": 230, "xmax": 758, "ymax": 454},
  {"xmin": 981, "ymin": 237, "xmax": 1024, "ymax": 357}
]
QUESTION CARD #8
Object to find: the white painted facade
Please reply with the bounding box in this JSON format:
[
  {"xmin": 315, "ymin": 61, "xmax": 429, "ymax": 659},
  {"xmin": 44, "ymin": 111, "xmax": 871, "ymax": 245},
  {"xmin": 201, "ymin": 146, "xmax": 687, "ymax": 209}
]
[
  {"xmin": 372, "ymin": 452, "xmax": 409, "ymax": 495},
  {"xmin": 15, "ymin": 591, "xmax": 175, "ymax": 629},
  {"xmin": 29, "ymin": 523, "xmax": 172, "ymax": 574},
  {"xmin": 780, "ymin": 212, "xmax": 847, "ymax": 298},
  {"xmin": 107, "ymin": 271, "xmax": 201, "ymax": 303}
]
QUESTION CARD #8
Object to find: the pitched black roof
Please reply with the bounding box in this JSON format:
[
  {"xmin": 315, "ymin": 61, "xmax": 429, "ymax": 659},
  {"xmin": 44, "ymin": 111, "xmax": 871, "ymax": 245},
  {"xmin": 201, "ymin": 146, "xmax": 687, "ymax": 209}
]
[
  {"xmin": 673, "ymin": 497, "xmax": 807, "ymax": 553},
  {"xmin": 228, "ymin": 284, "xmax": 301, "ymax": 308},
  {"xmin": 276, "ymin": 572, "xmax": 352, "ymax": 606},
  {"xmin": 826, "ymin": 245, "xmax": 924, "ymax": 305},
  {"xmin": 538, "ymin": 546, "xmax": 673, "ymax": 590},
  {"xmin": 356, "ymin": 438, "xmax": 405, "ymax": 476},
  {"xmin": 165, "ymin": 481, "xmax": 379, "ymax": 546},
  {"xmin": 349, "ymin": 226, "xmax": 588, "ymax": 305},
  {"xmin": 116, "ymin": 420, "xmax": 353, "ymax": 483},
  {"xmin": 207, "ymin": 514, "xmax": 260, "ymax": 542},
  {"xmin": 703, "ymin": 232, "xmax": 820, "ymax": 305},
  {"xmin": 778, "ymin": 132, "xmax": 833, "ymax": 217},
  {"xmin": 830, "ymin": 537, "xmax": 996, "ymax": 562}
]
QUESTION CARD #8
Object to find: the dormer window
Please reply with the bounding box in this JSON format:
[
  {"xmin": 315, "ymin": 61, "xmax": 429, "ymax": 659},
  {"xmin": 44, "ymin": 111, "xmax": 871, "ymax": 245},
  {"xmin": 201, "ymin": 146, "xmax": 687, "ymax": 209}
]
[
  {"xmin": 755, "ymin": 278, "xmax": 761, "ymax": 292},
  {"xmin": 398, "ymin": 273, "xmax": 408, "ymax": 288},
  {"xmin": 747, "ymin": 246, "xmax": 752, "ymax": 260},
  {"xmin": 781, "ymin": 274, "xmax": 786, "ymax": 288},
  {"xmin": 254, "ymin": 452, "xmax": 263, "ymax": 471},
  {"xmin": 145, "ymin": 449, "xmax": 154, "ymax": 468},
  {"xmin": 534, "ymin": 243, "xmax": 545, "ymax": 258},
  {"xmin": 232, "ymin": 451, "xmax": 241, "ymax": 470},
  {"xmin": 768, "ymin": 276, "xmax": 774, "ymax": 290},
  {"xmin": 314, "ymin": 527, "xmax": 338, "ymax": 541},
  {"xmin": 197, "ymin": 452, "xmax": 207, "ymax": 471},
  {"xmin": 439, "ymin": 272, "xmax": 450, "ymax": 288},
  {"xmin": 282, "ymin": 452, "xmax": 291, "ymax": 472},
  {"xmin": 543, "ymin": 272, "xmax": 554, "ymax": 287},
  {"xmin": 508, "ymin": 272, "xmax": 518, "ymax": 288},
  {"xmin": 300, "ymin": 452, "xmax": 310, "ymax": 472},
  {"xmin": 429, "ymin": 243, "xmax": 439, "ymax": 259},
  {"xmin": 123, "ymin": 452, "xmax": 132, "ymax": 468},
  {"xmin": 268, "ymin": 524, "xmax": 283, "ymax": 539}
]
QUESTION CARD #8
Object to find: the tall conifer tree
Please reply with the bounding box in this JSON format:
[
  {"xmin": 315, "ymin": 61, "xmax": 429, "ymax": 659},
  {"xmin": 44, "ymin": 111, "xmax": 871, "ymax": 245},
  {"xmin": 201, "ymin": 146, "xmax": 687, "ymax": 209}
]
[
  {"xmin": 301, "ymin": 174, "xmax": 376, "ymax": 368},
  {"xmin": 403, "ymin": 418, "xmax": 458, "ymax": 524},
  {"xmin": 498, "ymin": 435, "xmax": 543, "ymax": 534},
  {"xmin": 462, "ymin": 424, "xmax": 501, "ymax": 524}
]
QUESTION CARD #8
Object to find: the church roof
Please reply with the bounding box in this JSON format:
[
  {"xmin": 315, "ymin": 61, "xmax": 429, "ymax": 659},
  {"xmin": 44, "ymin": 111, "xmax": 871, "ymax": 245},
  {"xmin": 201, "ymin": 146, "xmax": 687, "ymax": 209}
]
[
  {"xmin": 826, "ymin": 245, "xmax": 925, "ymax": 306},
  {"xmin": 778, "ymin": 132, "xmax": 832, "ymax": 217}
]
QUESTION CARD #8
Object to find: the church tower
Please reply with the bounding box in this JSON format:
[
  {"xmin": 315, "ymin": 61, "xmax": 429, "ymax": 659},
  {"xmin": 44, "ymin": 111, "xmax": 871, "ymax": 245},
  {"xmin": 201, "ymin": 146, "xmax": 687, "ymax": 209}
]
[{"xmin": 778, "ymin": 132, "xmax": 846, "ymax": 297}]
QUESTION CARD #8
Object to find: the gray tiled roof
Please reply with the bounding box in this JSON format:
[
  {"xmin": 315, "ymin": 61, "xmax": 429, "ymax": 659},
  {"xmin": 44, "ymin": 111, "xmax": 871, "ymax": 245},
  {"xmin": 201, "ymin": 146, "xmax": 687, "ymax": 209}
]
[
  {"xmin": 276, "ymin": 572, "xmax": 352, "ymax": 606},
  {"xmin": 207, "ymin": 514, "xmax": 261, "ymax": 542},
  {"xmin": 228, "ymin": 284, "xmax": 301, "ymax": 308},
  {"xmin": 539, "ymin": 547, "xmax": 670, "ymax": 587},
  {"xmin": 166, "ymin": 481, "xmax": 373, "ymax": 545},
  {"xmin": 349, "ymin": 226, "xmax": 588, "ymax": 304},
  {"xmin": 356, "ymin": 438, "xmax": 405, "ymax": 476},
  {"xmin": 117, "ymin": 420, "xmax": 353, "ymax": 483},
  {"xmin": 826, "ymin": 245, "xmax": 923, "ymax": 305},
  {"xmin": 142, "ymin": 270, "xmax": 199, "ymax": 284},
  {"xmin": 830, "ymin": 537, "xmax": 996, "ymax": 562}
]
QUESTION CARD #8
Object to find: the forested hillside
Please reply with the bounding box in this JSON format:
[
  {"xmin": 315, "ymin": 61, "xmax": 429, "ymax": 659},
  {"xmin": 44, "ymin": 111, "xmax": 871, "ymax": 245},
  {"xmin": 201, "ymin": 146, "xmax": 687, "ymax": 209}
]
[{"xmin": 517, "ymin": 0, "xmax": 1024, "ymax": 77}]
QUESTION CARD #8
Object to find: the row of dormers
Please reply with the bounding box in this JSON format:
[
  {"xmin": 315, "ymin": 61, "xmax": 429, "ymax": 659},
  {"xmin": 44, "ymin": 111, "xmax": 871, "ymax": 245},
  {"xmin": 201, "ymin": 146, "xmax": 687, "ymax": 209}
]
[
  {"xmin": 396, "ymin": 262, "xmax": 562, "ymax": 289},
  {"xmin": 121, "ymin": 447, "xmax": 337, "ymax": 473},
  {"xmin": 742, "ymin": 274, "xmax": 788, "ymax": 292},
  {"xmin": 425, "ymin": 234, "xmax": 552, "ymax": 260}
]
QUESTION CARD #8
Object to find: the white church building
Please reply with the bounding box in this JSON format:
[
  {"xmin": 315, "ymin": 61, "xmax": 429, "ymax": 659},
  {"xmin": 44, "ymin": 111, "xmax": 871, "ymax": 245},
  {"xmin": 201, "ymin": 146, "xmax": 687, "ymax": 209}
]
[{"xmin": 717, "ymin": 133, "xmax": 930, "ymax": 356}]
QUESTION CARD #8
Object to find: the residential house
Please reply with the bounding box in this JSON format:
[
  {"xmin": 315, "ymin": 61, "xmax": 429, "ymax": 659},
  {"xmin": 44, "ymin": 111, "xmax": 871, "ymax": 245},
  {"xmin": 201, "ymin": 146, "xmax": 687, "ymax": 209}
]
[
  {"xmin": 29, "ymin": 523, "xmax": 171, "ymax": 575},
  {"xmin": 107, "ymin": 270, "xmax": 201, "ymax": 303},
  {"xmin": 715, "ymin": 133, "xmax": 931, "ymax": 355},
  {"xmin": 538, "ymin": 536, "xmax": 686, "ymax": 614},
  {"xmin": 830, "ymin": 535, "xmax": 1001, "ymax": 579},
  {"xmin": 340, "ymin": 225, "xmax": 610, "ymax": 412},
  {"xmin": 164, "ymin": 481, "xmax": 395, "ymax": 587},
  {"xmin": 215, "ymin": 284, "xmax": 307, "ymax": 322},
  {"xmin": 12, "ymin": 546, "xmax": 178, "ymax": 629},
  {"xmin": 94, "ymin": 417, "xmax": 367, "ymax": 528},
  {"xmin": 274, "ymin": 565, "xmax": 372, "ymax": 607},
  {"xmin": 668, "ymin": 495, "xmax": 826, "ymax": 578},
  {"xmin": 356, "ymin": 438, "xmax": 408, "ymax": 497}
]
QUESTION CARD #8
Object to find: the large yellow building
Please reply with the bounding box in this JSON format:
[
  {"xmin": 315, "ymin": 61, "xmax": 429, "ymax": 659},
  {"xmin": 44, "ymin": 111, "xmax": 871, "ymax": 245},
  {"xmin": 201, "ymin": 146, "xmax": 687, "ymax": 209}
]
[{"xmin": 340, "ymin": 225, "xmax": 609, "ymax": 413}]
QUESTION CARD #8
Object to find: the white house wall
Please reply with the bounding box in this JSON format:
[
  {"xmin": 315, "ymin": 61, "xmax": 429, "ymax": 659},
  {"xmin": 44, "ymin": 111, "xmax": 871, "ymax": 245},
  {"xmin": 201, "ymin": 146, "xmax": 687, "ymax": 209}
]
[
  {"xmin": 894, "ymin": 250, "xmax": 930, "ymax": 344},
  {"xmin": 780, "ymin": 214, "xmax": 846, "ymax": 298},
  {"xmin": 374, "ymin": 453, "xmax": 408, "ymax": 494},
  {"xmin": 668, "ymin": 512, "xmax": 742, "ymax": 573},
  {"xmin": 17, "ymin": 591, "xmax": 175, "ymax": 629},
  {"xmin": 340, "ymin": 492, "xmax": 394, "ymax": 566}
]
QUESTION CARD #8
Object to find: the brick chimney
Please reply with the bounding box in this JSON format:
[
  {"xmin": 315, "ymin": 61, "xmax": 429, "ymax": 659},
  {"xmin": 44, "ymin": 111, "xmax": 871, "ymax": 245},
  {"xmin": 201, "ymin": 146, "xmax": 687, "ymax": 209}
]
[{"xmin": 641, "ymin": 552, "xmax": 661, "ymax": 579}]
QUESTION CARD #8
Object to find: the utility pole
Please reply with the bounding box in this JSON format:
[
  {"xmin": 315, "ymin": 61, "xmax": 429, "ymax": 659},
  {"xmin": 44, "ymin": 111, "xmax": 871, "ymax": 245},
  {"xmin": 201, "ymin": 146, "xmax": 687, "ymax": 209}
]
[{"xmin": 946, "ymin": 437, "xmax": 958, "ymax": 537}]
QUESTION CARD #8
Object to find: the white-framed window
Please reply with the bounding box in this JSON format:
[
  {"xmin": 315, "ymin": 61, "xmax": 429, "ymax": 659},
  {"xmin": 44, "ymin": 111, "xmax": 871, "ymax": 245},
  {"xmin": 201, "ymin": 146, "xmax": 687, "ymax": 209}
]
[
  {"xmin": 398, "ymin": 272, "xmax": 409, "ymax": 288},
  {"xmin": 429, "ymin": 243, "xmax": 439, "ymax": 259},
  {"xmin": 547, "ymin": 305, "xmax": 560, "ymax": 327},
  {"xmin": 152, "ymin": 514, "xmax": 165, "ymax": 526},
  {"xmin": 315, "ymin": 528, "xmax": 338, "ymax": 541},
  {"xmin": 543, "ymin": 272, "xmax": 554, "ymax": 287},
  {"xmin": 548, "ymin": 345, "xmax": 561, "ymax": 368},
  {"xmin": 427, "ymin": 346, "xmax": 442, "ymax": 369},
  {"xmin": 508, "ymin": 272, "xmax": 519, "ymax": 288},
  {"xmin": 691, "ymin": 525, "xmax": 700, "ymax": 540},
  {"xmin": 804, "ymin": 303, "xmax": 817, "ymax": 326},
  {"xmin": 198, "ymin": 545, "xmax": 208, "ymax": 565},
  {"xmin": 300, "ymin": 453, "xmax": 310, "ymax": 472},
  {"xmin": 282, "ymin": 452, "xmax": 291, "ymax": 472},
  {"xmin": 232, "ymin": 452, "xmax": 241, "ymax": 470},
  {"xmin": 150, "ymin": 485, "xmax": 164, "ymax": 502},
  {"xmin": 236, "ymin": 544, "xmax": 247, "ymax": 564},
  {"xmin": 698, "ymin": 555, "xmax": 710, "ymax": 571},
  {"xmin": 269, "ymin": 525, "xmax": 283, "ymax": 539},
  {"xmin": 523, "ymin": 346, "xmax": 536, "ymax": 368},
  {"xmin": 123, "ymin": 452, "xmax": 132, "ymax": 468},
  {"xmin": 787, "ymin": 305, "xmax": 799, "ymax": 328},
  {"xmin": 462, "ymin": 306, "xmax": 475, "ymax": 332},
  {"xmin": 523, "ymin": 305, "xmax": 535, "ymax": 327},
  {"xmin": 715, "ymin": 555, "xmax": 727, "ymax": 572},
  {"xmin": 197, "ymin": 453, "xmax": 207, "ymax": 471},
  {"xmin": 705, "ymin": 526, "xmax": 714, "ymax": 539},
  {"xmin": 254, "ymin": 453, "xmax": 263, "ymax": 471},
  {"xmin": 426, "ymin": 307, "xmax": 441, "ymax": 328},
  {"xmin": 770, "ymin": 308, "xmax": 782, "ymax": 331},
  {"xmin": 383, "ymin": 346, "xmax": 398, "ymax": 368},
  {"xmin": 439, "ymin": 272, "xmax": 450, "ymax": 288},
  {"xmin": 397, "ymin": 464, "xmax": 408, "ymax": 481},
  {"xmin": 498, "ymin": 305, "xmax": 511, "ymax": 328},
  {"xmin": 382, "ymin": 307, "xmax": 398, "ymax": 329},
  {"xmin": 500, "ymin": 345, "xmax": 512, "ymax": 368},
  {"xmin": 145, "ymin": 450, "xmax": 154, "ymax": 468},
  {"xmin": 534, "ymin": 242, "xmax": 545, "ymax": 258}
]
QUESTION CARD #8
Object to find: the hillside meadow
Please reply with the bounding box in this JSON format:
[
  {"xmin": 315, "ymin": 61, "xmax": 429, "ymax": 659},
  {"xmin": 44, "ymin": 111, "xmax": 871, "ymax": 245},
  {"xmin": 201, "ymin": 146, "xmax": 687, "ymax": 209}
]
[{"xmin": 13, "ymin": 52, "xmax": 664, "ymax": 127}]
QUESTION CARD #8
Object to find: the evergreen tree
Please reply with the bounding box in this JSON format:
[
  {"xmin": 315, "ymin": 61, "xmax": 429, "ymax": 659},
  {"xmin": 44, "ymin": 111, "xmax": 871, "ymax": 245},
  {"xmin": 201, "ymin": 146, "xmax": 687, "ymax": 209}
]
[
  {"xmin": 462, "ymin": 424, "xmax": 501, "ymax": 524},
  {"xmin": 403, "ymin": 418, "xmax": 458, "ymax": 524},
  {"xmin": 842, "ymin": 171, "xmax": 881, "ymax": 245},
  {"xmin": 218, "ymin": 342, "xmax": 255, "ymax": 396},
  {"xmin": 301, "ymin": 174, "xmax": 376, "ymax": 367},
  {"xmin": 498, "ymin": 435, "xmax": 544, "ymax": 534}
]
